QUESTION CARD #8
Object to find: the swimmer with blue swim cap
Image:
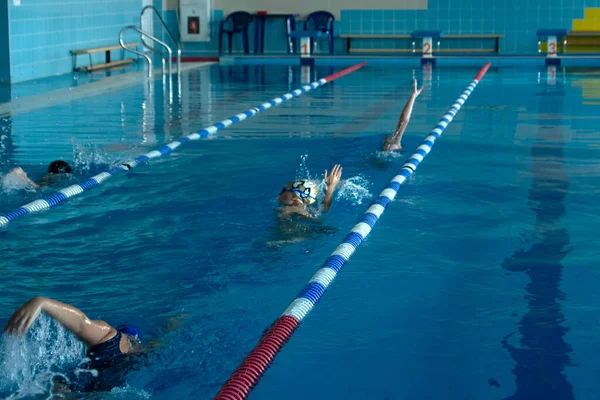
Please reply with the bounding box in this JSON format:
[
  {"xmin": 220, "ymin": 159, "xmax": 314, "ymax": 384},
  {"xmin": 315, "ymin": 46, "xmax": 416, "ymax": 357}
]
[
  {"xmin": 3, "ymin": 297, "xmax": 142, "ymax": 392},
  {"xmin": 278, "ymin": 164, "xmax": 342, "ymax": 217},
  {"xmin": 382, "ymin": 79, "xmax": 423, "ymax": 151}
]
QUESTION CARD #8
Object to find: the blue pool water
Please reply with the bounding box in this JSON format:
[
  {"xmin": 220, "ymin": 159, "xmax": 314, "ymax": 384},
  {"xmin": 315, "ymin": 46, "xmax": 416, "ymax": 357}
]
[{"xmin": 1, "ymin": 63, "xmax": 600, "ymax": 399}]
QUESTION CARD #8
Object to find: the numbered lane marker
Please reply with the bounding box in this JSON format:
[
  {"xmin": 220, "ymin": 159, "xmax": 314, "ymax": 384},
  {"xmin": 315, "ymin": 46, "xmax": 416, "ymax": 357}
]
[
  {"xmin": 300, "ymin": 37, "xmax": 311, "ymax": 58},
  {"xmin": 548, "ymin": 35, "xmax": 557, "ymax": 57},
  {"xmin": 423, "ymin": 36, "xmax": 433, "ymax": 57}
]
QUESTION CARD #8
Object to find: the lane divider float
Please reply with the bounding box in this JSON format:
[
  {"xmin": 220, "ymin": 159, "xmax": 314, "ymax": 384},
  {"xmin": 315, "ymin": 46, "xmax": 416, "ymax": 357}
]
[
  {"xmin": 0, "ymin": 62, "xmax": 367, "ymax": 229},
  {"xmin": 214, "ymin": 62, "xmax": 492, "ymax": 400}
]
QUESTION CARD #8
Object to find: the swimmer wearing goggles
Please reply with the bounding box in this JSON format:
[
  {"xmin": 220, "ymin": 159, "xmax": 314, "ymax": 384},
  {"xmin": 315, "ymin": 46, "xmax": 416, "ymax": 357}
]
[
  {"xmin": 382, "ymin": 79, "xmax": 423, "ymax": 151},
  {"xmin": 278, "ymin": 164, "xmax": 342, "ymax": 217}
]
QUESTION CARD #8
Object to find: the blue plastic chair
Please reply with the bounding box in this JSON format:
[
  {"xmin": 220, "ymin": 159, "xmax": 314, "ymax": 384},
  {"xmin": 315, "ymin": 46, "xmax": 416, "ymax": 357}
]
[
  {"xmin": 289, "ymin": 11, "xmax": 335, "ymax": 54},
  {"xmin": 219, "ymin": 11, "xmax": 252, "ymax": 54}
]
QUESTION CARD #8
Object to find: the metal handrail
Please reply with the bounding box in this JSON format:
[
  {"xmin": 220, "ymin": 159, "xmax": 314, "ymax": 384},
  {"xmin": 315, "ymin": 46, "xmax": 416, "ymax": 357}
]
[
  {"xmin": 141, "ymin": 5, "xmax": 181, "ymax": 75},
  {"xmin": 120, "ymin": 25, "xmax": 172, "ymax": 78}
]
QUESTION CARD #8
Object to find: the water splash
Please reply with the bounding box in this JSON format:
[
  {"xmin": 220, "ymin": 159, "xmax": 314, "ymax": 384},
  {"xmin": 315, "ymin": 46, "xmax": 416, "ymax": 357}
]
[
  {"xmin": 71, "ymin": 139, "xmax": 115, "ymax": 174},
  {"xmin": 374, "ymin": 149, "xmax": 404, "ymax": 161},
  {"xmin": 0, "ymin": 171, "xmax": 37, "ymax": 193},
  {"xmin": 109, "ymin": 384, "xmax": 152, "ymax": 399},
  {"xmin": 295, "ymin": 154, "xmax": 314, "ymax": 181},
  {"xmin": 335, "ymin": 175, "xmax": 372, "ymax": 205},
  {"xmin": 0, "ymin": 315, "xmax": 85, "ymax": 399},
  {"xmin": 0, "ymin": 134, "xmax": 8, "ymax": 168}
]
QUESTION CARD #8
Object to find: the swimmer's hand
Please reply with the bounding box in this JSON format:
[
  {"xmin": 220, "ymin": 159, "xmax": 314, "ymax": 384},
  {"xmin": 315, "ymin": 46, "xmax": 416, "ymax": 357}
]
[
  {"xmin": 382, "ymin": 79, "xmax": 422, "ymax": 152},
  {"xmin": 4, "ymin": 297, "xmax": 116, "ymax": 348},
  {"xmin": 3, "ymin": 297, "xmax": 44, "ymax": 335},
  {"xmin": 412, "ymin": 78, "xmax": 423, "ymax": 97},
  {"xmin": 323, "ymin": 164, "xmax": 342, "ymax": 212}
]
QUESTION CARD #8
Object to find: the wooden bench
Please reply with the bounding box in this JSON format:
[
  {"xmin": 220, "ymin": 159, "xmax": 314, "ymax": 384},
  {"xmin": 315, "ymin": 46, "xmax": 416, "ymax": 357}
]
[
  {"xmin": 341, "ymin": 34, "xmax": 412, "ymax": 53},
  {"xmin": 341, "ymin": 33, "xmax": 504, "ymax": 54},
  {"xmin": 71, "ymin": 43, "xmax": 140, "ymax": 72}
]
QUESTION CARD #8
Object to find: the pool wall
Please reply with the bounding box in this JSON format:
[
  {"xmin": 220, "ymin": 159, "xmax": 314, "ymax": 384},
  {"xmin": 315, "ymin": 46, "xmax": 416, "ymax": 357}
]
[
  {"xmin": 0, "ymin": 0, "xmax": 9, "ymax": 84},
  {"xmin": 156, "ymin": 0, "xmax": 600, "ymax": 56},
  {"xmin": 3, "ymin": 0, "xmax": 600, "ymax": 82},
  {"xmin": 7, "ymin": 0, "xmax": 143, "ymax": 83},
  {"xmin": 221, "ymin": 55, "xmax": 600, "ymax": 68}
]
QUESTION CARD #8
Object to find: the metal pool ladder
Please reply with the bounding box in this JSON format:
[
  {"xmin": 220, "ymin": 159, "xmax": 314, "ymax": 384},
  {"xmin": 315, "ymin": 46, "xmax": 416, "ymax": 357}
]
[
  {"xmin": 141, "ymin": 5, "xmax": 182, "ymax": 75},
  {"xmin": 119, "ymin": 25, "xmax": 173, "ymax": 78}
]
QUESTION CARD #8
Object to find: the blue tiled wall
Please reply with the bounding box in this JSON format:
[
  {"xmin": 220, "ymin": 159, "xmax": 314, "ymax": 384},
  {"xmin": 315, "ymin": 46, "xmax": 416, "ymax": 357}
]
[
  {"xmin": 335, "ymin": 0, "xmax": 595, "ymax": 54},
  {"xmin": 0, "ymin": 0, "xmax": 10, "ymax": 83},
  {"xmin": 6, "ymin": 0, "xmax": 600, "ymax": 82},
  {"xmin": 9, "ymin": 0, "xmax": 142, "ymax": 82},
  {"xmin": 153, "ymin": 0, "xmax": 600, "ymax": 56}
]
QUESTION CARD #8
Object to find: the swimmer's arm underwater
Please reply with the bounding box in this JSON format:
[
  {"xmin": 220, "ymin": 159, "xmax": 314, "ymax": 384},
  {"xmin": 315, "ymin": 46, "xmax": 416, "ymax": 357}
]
[
  {"xmin": 323, "ymin": 164, "xmax": 342, "ymax": 212},
  {"xmin": 383, "ymin": 79, "xmax": 423, "ymax": 151},
  {"xmin": 3, "ymin": 297, "xmax": 116, "ymax": 347}
]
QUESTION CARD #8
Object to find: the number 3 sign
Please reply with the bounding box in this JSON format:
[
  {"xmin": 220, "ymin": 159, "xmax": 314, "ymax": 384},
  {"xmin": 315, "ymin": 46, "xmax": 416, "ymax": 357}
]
[{"xmin": 547, "ymin": 35, "xmax": 557, "ymax": 57}]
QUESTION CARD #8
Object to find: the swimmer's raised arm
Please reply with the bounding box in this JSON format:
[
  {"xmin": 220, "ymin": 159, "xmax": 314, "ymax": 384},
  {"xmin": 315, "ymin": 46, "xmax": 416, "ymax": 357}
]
[
  {"xmin": 3, "ymin": 297, "xmax": 115, "ymax": 347},
  {"xmin": 323, "ymin": 164, "xmax": 342, "ymax": 212},
  {"xmin": 383, "ymin": 79, "xmax": 423, "ymax": 151}
]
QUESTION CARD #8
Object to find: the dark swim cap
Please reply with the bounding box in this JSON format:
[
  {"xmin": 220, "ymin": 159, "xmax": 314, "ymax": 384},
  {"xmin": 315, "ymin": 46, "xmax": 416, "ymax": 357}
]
[
  {"xmin": 47, "ymin": 160, "xmax": 72, "ymax": 174},
  {"xmin": 118, "ymin": 324, "xmax": 141, "ymax": 339}
]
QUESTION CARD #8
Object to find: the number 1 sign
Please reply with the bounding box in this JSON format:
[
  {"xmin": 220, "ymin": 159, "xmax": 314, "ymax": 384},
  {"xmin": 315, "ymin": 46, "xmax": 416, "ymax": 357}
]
[{"xmin": 300, "ymin": 37, "xmax": 311, "ymax": 57}]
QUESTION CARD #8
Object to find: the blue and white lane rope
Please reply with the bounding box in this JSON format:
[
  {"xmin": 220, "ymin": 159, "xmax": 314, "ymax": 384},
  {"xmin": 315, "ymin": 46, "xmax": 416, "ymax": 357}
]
[
  {"xmin": 215, "ymin": 62, "xmax": 492, "ymax": 400},
  {"xmin": 0, "ymin": 62, "xmax": 367, "ymax": 229}
]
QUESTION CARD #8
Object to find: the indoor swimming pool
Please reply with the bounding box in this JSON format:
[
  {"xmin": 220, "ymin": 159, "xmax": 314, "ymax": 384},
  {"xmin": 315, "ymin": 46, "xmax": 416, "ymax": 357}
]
[{"xmin": 1, "ymin": 63, "xmax": 599, "ymax": 399}]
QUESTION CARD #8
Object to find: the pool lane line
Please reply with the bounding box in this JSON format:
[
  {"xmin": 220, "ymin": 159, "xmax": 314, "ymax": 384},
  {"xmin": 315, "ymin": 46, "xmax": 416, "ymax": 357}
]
[
  {"xmin": 214, "ymin": 62, "xmax": 492, "ymax": 400},
  {"xmin": 0, "ymin": 62, "xmax": 367, "ymax": 229}
]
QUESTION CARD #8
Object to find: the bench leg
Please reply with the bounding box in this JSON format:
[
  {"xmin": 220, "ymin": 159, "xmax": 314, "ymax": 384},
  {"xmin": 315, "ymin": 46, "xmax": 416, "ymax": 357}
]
[
  {"xmin": 88, "ymin": 54, "xmax": 93, "ymax": 71},
  {"xmin": 106, "ymin": 50, "xmax": 111, "ymax": 64},
  {"xmin": 72, "ymin": 54, "xmax": 76, "ymax": 71},
  {"xmin": 496, "ymin": 37, "xmax": 499, "ymax": 53},
  {"xmin": 346, "ymin": 37, "xmax": 350, "ymax": 53}
]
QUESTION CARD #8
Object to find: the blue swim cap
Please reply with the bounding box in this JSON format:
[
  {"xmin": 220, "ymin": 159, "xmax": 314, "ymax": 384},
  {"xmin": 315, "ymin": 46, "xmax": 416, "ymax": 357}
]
[{"xmin": 118, "ymin": 324, "xmax": 141, "ymax": 339}]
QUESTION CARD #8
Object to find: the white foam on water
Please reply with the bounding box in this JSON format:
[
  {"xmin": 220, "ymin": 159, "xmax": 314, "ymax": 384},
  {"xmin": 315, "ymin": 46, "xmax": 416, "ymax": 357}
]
[
  {"xmin": 0, "ymin": 170, "xmax": 37, "ymax": 193},
  {"xmin": 374, "ymin": 150, "xmax": 404, "ymax": 161},
  {"xmin": 109, "ymin": 384, "xmax": 152, "ymax": 399},
  {"xmin": 0, "ymin": 315, "xmax": 85, "ymax": 399},
  {"xmin": 71, "ymin": 138, "xmax": 115, "ymax": 173},
  {"xmin": 335, "ymin": 175, "xmax": 372, "ymax": 205}
]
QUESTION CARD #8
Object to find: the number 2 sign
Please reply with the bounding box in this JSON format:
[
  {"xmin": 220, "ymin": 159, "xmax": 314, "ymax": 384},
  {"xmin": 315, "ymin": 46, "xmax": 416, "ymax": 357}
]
[{"xmin": 422, "ymin": 37, "xmax": 433, "ymax": 57}]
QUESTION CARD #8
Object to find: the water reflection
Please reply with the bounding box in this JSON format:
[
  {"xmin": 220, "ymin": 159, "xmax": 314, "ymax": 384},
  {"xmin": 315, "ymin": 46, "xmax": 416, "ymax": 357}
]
[{"xmin": 501, "ymin": 76, "xmax": 574, "ymax": 399}]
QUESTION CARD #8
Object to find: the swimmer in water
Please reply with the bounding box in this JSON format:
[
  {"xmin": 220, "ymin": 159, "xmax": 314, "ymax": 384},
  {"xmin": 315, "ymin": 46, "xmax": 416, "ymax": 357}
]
[
  {"xmin": 277, "ymin": 164, "xmax": 342, "ymax": 218},
  {"xmin": 382, "ymin": 79, "xmax": 423, "ymax": 151},
  {"xmin": 1, "ymin": 160, "xmax": 72, "ymax": 189},
  {"xmin": 3, "ymin": 296, "xmax": 142, "ymax": 392}
]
